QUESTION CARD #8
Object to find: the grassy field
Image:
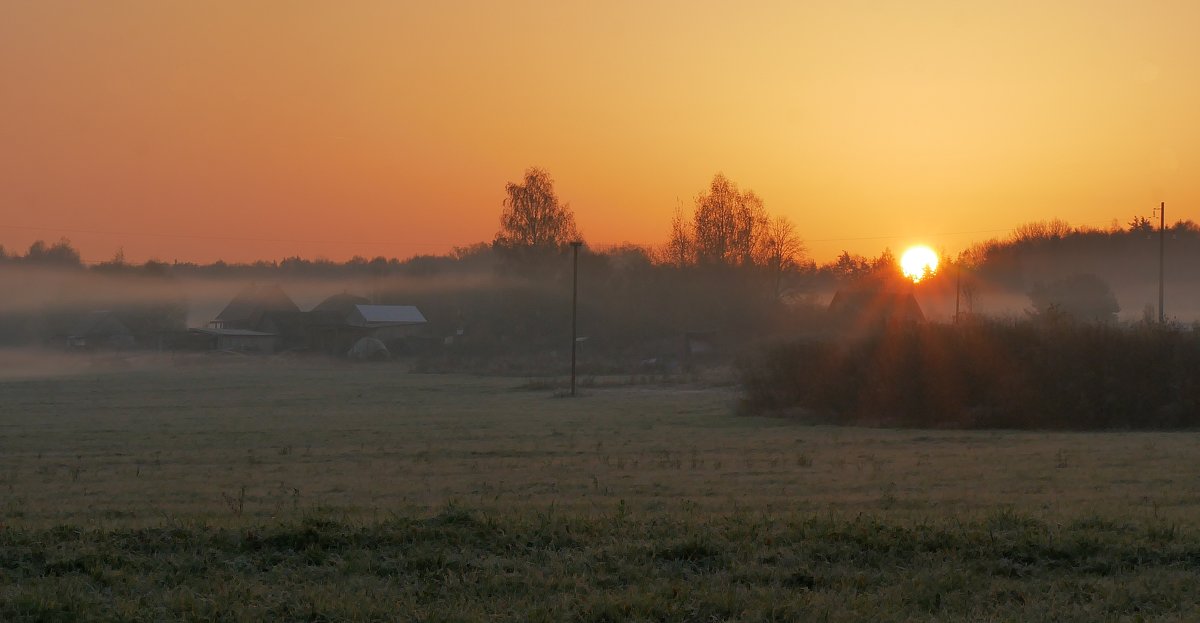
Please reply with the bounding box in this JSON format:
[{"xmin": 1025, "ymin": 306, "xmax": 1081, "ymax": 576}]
[{"xmin": 2, "ymin": 358, "xmax": 1200, "ymax": 620}]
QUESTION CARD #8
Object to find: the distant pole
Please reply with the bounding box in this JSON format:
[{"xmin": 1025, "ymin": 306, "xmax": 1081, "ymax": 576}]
[
  {"xmin": 1159, "ymin": 201, "xmax": 1165, "ymax": 324},
  {"xmin": 954, "ymin": 262, "xmax": 961, "ymax": 324},
  {"xmin": 570, "ymin": 241, "xmax": 582, "ymax": 397}
]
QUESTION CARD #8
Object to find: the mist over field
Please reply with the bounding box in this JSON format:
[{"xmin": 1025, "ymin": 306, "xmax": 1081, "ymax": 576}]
[
  {"xmin": 4, "ymin": 216, "xmax": 1200, "ymax": 355},
  {"xmin": 2, "ymin": 77, "xmax": 1200, "ymax": 623},
  {"xmin": 4, "ymin": 137, "xmax": 1200, "ymax": 623},
  {"xmin": 8, "ymin": 0, "xmax": 1200, "ymax": 617}
]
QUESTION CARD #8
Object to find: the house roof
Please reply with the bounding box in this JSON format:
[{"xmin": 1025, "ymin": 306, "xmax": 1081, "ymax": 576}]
[
  {"xmin": 351, "ymin": 304, "xmax": 426, "ymax": 325},
  {"xmin": 313, "ymin": 292, "xmax": 370, "ymax": 315},
  {"xmin": 829, "ymin": 289, "xmax": 925, "ymax": 323},
  {"xmin": 215, "ymin": 284, "xmax": 300, "ymax": 322},
  {"xmin": 69, "ymin": 311, "xmax": 131, "ymax": 337}
]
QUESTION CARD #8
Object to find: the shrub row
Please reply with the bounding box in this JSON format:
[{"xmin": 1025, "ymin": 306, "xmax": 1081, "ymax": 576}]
[{"xmin": 738, "ymin": 319, "xmax": 1200, "ymax": 429}]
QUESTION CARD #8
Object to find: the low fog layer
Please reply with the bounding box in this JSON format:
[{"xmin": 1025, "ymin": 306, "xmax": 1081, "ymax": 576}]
[
  {"xmin": 2, "ymin": 220, "xmax": 1199, "ymax": 380},
  {"xmin": 0, "ymin": 266, "xmax": 507, "ymax": 329}
]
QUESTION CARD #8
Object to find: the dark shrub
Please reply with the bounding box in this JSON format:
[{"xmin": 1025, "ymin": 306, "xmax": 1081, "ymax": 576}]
[{"xmin": 738, "ymin": 319, "xmax": 1200, "ymax": 429}]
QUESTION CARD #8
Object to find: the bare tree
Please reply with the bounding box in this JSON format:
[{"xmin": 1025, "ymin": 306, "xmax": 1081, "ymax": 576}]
[
  {"xmin": 493, "ymin": 167, "xmax": 580, "ymax": 251},
  {"xmin": 758, "ymin": 216, "xmax": 805, "ymax": 269},
  {"xmin": 664, "ymin": 204, "xmax": 693, "ymax": 267},
  {"xmin": 758, "ymin": 215, "xmax": 806, "ymax": 298},
  {"xmin": 692, "ymin": 173, "xmax": 767, "ymax": 267},
  {"xmin": 1012, "ymin": 218, "xmax": 1072, "ymax": 242}
]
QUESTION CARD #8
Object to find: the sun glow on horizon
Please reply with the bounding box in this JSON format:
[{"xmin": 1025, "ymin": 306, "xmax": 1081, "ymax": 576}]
[
  {"xmin": 3, "ymin": 3, "xmax": 1200, "ymax": 264},
  {"xmin": 900, "ymin": 246, "xmax": 939, "ymax": 283}
]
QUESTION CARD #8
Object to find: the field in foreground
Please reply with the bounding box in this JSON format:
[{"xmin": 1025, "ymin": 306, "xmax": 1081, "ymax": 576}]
[{"xmin": 2, "ymin": 359, "xmax": 1200, "ymax": 620}]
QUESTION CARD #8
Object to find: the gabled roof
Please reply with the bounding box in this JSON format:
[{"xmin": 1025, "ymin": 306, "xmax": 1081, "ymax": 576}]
[
  {"xmin": 350, "ymin": 304, "xmax": 426, "ymax": 326},
  {"xmin": 216, "ymin": 284, "xmax": 300, "ymax": 323},
  {"xmin": 69, "ymin": 311, "xmax": 131, "ymax": 337},
  {"xmin": 829, "ymin": 289, "xmax": 925, "ymax": 324},
  {"xmin": 312, "ymin": 292, "xmax": 371, "ymax": 315}
]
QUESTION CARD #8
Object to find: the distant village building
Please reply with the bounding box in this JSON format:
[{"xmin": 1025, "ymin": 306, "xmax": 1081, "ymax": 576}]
[
  {"xmin": 66, "ymin": 311, "xmax": 135, "ymax": 350},
  {"xmin": 256, "ymin": 311, "xmax": 316, "ymax": 351},
  {"xmin": 187, "ymin": 284, "xmax": 298, "ymax": 354},
  {"xmin": 828, "ymin": 288, "xmax": 925, "ymax": 328},
  {"xmin": 312, "ymin": 292, "xmax": 370, "ymax": 316},
  {"xmin": 208, "ymin": 284, "xmax": 300, "ymax": 330},
  {"xmin": 189, "ymin": 286, "xmax": 427, "ymax": 357},
  {"xmin": 306, "ymin": 295, "xmax": 428, "ymax": 355},
  {"xmin": 346, "ymin": 305, "xmax": 427, "ymax": 342}
]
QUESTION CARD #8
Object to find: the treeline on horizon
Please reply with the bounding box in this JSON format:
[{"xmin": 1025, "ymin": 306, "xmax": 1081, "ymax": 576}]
[
  {"xmin": 4, "ymin": 198, "xmax": 1198, "ymax": 327},
  {"xmin": 3, "ymin": 171, "xmax": 1199, "ymax": 346},
  {"xmin": 5, "ymin": 170, "xmax": 1200, "ymax": 427},
  {"xmin": 3, "ymin": 204, "xmax": 1197, "ymax": 294}
]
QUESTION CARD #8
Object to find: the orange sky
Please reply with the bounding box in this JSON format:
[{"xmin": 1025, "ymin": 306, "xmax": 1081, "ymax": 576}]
[{"xmin": 2, "ymin": 1, "xmax": 1198, "ymax": 264}]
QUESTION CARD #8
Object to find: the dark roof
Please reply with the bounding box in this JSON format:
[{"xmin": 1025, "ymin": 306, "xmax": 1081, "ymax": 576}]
[
  {"xmin": 312, "ymin": 292, "xmax": 370, "ymax": 316},
  {"xmin": 829, "ymin": 289, "xmax": 925, "ymax": 324},
  {"xmin": 216, "ymin": 284, "xmax": 300, "ymax": 323},
  {"xmin": 69, "ymin": 311, "xmax": 132, "ymax": 338},
  {"xmin": 350, "ymin": 304, "xmax": 426, "ymax": 325}
]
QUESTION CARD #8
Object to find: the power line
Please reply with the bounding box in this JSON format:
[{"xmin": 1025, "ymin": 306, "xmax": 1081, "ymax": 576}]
[{"xmin": 0, "ymin": 223, "xmax": 461, "ymax": 249}]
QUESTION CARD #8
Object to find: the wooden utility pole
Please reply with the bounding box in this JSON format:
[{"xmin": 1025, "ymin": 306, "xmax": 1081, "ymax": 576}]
[
  {"xmin": 1159, "ymin": 201, "xmax": 1165, "ymax": 324},
  {"xmin": 570, "ymin": 241, "xmax": 582, "ymax": 397},
  {"xmin": 954, "ymin": 262, "xmax": 961, "ymax": 324}
]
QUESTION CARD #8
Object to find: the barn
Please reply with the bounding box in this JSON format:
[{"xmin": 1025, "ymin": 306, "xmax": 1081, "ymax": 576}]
[
  {"xmin": 209, "ymin": 284, "xmax": 300, "ymax": 331},
  {"xmin": 66, "ymin": 311, "xmax": 135, "ymax": 350},
  {"xmin": 345, "ymin": 304, "xmax": 427, "ymax": 342}
]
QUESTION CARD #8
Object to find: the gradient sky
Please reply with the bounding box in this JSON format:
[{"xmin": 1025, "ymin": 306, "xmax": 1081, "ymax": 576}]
[{"xmin": 2, "ymin": 1, "xmax": 1198, "ymax": 264}]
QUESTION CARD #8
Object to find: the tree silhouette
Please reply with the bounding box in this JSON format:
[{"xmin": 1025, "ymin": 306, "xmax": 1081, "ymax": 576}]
[
  {"xmin": 831, "ymin": 251, "xmax": 870, "ymax": 280},
  {"xmin": 23, "ymin": 238, "xmax": 82, "ymax": 268},
  {"xmin": 664, "ymin": 205, "xmax": 693, "ymax": 267},
  {"xmin": 1012, "ymin": 219, "xmax": 1072, "ymax": 243},
  {"xmin": 493, "ymin": 167, "xmax": 580, "ymax": 252},
  {"xmin": 692, "ymin": 173, "xmax": 766, "ymax": 267},
  {"xmin": 1128, "ymin": 215, "xmax": 1154, "ymax": 234},
  {"xmin": 758, "ymin": 215, "xmax": 805, "ymax": 298}
]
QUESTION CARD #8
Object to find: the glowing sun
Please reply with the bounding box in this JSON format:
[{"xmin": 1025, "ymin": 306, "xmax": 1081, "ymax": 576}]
[{"xmin": 900, "ymin": 246, "xmax": 939, "ymax": 283}]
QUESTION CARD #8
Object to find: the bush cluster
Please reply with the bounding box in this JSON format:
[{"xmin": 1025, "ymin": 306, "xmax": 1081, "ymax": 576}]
[{"xmin": 738, "ymin": 319, "xmax": 1200, "ymax": 429}]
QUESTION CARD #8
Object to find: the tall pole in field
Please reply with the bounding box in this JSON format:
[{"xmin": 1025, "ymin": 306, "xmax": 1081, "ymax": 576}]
[
  {"xmin": 954, "ymin": 262, "xmax": 961, "ymax": 324},
  {"xmin": 1158, "ymin": 201, "xmax": 1165, "ymax": 324},
  {"xmin": 570, "ymin": 240, "xmax": 582, "ymax": 397}
]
